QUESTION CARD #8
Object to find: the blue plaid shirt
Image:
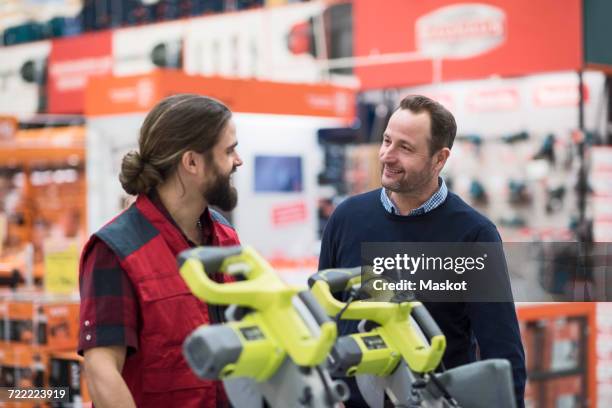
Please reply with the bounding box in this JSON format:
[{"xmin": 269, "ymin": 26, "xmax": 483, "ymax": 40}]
[{"xmin": 380, "ymin": 177, "xmax": 448, "ymax": 216}]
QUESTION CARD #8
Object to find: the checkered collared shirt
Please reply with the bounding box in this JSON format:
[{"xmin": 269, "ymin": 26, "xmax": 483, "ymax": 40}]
[{"xmin": 380, "ymin": 177, "xmax": 448, "ymax": 216}]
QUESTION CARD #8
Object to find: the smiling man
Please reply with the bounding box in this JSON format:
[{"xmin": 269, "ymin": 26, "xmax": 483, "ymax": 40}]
[
  {"xmin": 317, "ymin": 95, "xmax": 526, "ymax": 407},
  {"xmin": 78, "ymin": 94, "xmax": 243, "ymax": 408}
]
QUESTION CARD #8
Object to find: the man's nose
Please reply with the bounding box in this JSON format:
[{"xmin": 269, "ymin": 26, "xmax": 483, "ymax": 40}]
[
  {"xmin": 234, "ymin": 153, "xmax": 244, "ymax": 167},
  {"xmin": 380, "ymin": 146, "xmax": 395, "ymax": 163}
]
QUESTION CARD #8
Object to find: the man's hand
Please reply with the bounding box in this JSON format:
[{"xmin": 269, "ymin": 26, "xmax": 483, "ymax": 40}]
[{"xmin": 83, "ymin": 346, "xmax": 136, "ymax": 408}]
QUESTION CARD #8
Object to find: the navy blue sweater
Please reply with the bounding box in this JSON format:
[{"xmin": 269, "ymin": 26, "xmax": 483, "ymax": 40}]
[{"xmin": 318, "ymin": 189, "xmax": 526, "ymax": 407}]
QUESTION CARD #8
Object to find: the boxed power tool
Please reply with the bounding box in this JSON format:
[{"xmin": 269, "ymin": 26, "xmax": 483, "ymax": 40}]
[
  {"xmin": 520, "ymin": 320, "xmax": 539, "ymax": 372},
  {"xmin": 0, "ymin": 344, "xmax": 48, "ymax": 388},
  {"xmin": 543, "ymin": 375, "xmax": 583, "ymax": 408},
  {"xmin": 0, "ymin": 294, "xmax": 79, "ymax": 351},
  {"xmin": 48, "ymin": 351, "xmax": 90, "ymax": 407},
  {"xmin": 543, "ymin": 317, "xmax": 582, "ymax": 371}
]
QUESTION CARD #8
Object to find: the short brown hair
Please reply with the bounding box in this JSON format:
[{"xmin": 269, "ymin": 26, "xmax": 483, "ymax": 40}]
[
  {"xmin": 119, "ymin": 94, "xmax": 231, "ymax": 195},
  {"xmin": 399, "ymin": 95, "xmax": 456, "ymax": 154}
]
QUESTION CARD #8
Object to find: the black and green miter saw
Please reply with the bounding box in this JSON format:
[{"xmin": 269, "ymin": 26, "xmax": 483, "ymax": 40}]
[
  {"xmin": 177, "ymin": 245, "xmax": 349, "ymax": 408},
  {"xmin": 309, "ymin": 267, "xmax": 517, "ymax": 408}
]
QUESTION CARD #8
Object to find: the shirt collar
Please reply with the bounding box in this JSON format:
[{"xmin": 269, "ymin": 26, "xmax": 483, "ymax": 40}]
[{"xmin": 380, "ymin": 177, "xmax": 448, "ymax": 216}]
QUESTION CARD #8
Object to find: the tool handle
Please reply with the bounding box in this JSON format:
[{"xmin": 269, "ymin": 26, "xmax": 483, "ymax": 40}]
[
  {"xmin": 308, "ymin": 267, "xmax": 361, "ymax": 294},
  {"xmin": 297, "ymin": 290, "xmax": 332, "ymax": 327},
  {"xmin": 310, "ymin": 279, "xmax": 401, "ymax": 321},
  {"xmin": 178, "ymin": 246, "xmax": 243, "ymax": 276},
  {"xmin": 411, "ymin": 303, "xmax": 443, "ymax": 342},
  {"xmin": 178, "ymin": 246, "xmax": 284, "ymax": 307}
]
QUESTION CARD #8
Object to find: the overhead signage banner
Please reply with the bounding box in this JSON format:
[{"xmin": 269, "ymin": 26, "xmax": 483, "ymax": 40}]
[
  {"xmin": 85, "ymin": 71, "xmax": 355, "ymax": 120},
  {"xmin": 48, "ymin": 31, "xmax": 113, "ymax": 114},
  {"xmin": 353, "ymin": 0, "xmax": 582, "ymax": 89}
]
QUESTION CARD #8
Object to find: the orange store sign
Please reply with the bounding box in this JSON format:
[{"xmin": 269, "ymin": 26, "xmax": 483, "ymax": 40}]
[
  {"xmin": 0, "ymin": 116, "xmax": 17, "ymax": 140},
  {"xmin": 85, "ymin": 70, "xmax": 355, "ymax": 121}
]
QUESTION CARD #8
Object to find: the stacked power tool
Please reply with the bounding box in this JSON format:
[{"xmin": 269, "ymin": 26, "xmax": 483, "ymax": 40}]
[
  {"xmin": 178, "ymin": 246, "xmax": 348, "ymax": 408},
  {"xmin": 178, "ymin": 246, "xmax": 517, "ymax": 408},
  {"xmin": 309, "ymin": 267, "xmax": 517, "ymax": 408}
]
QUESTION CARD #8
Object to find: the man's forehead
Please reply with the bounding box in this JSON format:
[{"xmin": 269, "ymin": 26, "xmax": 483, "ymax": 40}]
[
  {"xmin": 386, "ymin": 109, "xmax": 431, "ymax": 140},
  {"xmin": 219, "ymin": 120, "xmax": 237, "ymax": 144}
]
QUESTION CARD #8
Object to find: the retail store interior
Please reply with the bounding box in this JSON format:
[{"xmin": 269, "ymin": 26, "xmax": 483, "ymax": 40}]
[{"xmin": 0, "ymin": 0, "xmax": 612, "ymax": 407}]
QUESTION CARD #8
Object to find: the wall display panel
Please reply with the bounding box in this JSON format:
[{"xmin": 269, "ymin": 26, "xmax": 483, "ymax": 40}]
[
  {"xmin": 0, "ymin": 41, "xmax": 51, "ymax": 115},
  {"xmin": 113, "ymin": 21, "xmax": 185, "ymax": 77}
]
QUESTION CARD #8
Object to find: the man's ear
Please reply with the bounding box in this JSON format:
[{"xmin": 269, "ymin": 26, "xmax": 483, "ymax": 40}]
[
  {"xmin": 434, "ymin": 147, "xmax": 451, "ymax": 173},
  {"xmin": 180, "ymin": 151, "xmax": 202, "ymax": 175}
]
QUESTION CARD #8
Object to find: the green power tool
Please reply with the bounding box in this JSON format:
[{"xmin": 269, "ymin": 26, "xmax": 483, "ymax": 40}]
[
  {"xmin": 309, "ymin": 267, "xmax": 517, "ymax": 408},
  {"xmin": 178, "ymin": 245, "xmax": 349, "ymax": 408}
]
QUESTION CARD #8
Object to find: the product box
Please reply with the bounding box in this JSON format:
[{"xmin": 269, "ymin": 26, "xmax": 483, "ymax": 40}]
[
  {"xmin": 0, "ymin": 346, "xmax": 48, "ymax": 408},
  {"xmin": 542, "ymin": 317, "xmax": 582, "ymax": 372},
  {"xmin": 520, "ymin": 320, "xmax": 540, "ymax": 372},
  {"xmin": 0, "ymin": 298, "xmax": 8, "ymax": 346},
  {"xmin": 6, "ymin": 302, "xmax": 34, "ymax": 346},
  {"xmin": 48, "ymin": 351, "xmax": 90, "ymax": 407},
  {"xmin": 0, "ymin": 344, "xmax": 48, "ymax": 388},
  {"xmin": 543, "ymin": 375, "xmax": 583, "ymax": 408},
  {"xmin": 1, "ymin": 298, "xmax": 79, "ymax": 351},
  {"xmin": 39, "ymin": 303, "xmax": 79, "ymax": 351}
]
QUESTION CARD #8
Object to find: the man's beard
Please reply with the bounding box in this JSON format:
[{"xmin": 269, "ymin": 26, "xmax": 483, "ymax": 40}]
[
  {"xmin": 205, "ymin": 163, "xmax": 238, "ymax": 212},
  {"xmin": 381, "ymin": 161, "xmax": 435, "ymax": 194}
]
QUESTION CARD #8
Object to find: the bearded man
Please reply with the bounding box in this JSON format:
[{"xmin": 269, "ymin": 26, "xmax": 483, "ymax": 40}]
[{"xmin": 79, "ymin": 94, "xmax": 242, "ymax": 408}]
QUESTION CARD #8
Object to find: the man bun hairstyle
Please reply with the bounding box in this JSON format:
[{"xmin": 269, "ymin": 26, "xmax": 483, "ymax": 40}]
[
  {"xmin": 398, "ymin": 95, "xmax": 457, "ymax": 155},
  {"xmin": 119, "ymin": 94, "xmax": 232, "ymax": 195},
  {"xmin": 119, "ymin": 151, "xmax": 163, "ymax": 196}
]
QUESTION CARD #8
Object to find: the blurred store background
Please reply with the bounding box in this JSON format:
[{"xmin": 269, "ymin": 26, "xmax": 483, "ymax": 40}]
[{"xmin": 0, "ymin": 0, "xmax": 611, "ymax": 406}]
